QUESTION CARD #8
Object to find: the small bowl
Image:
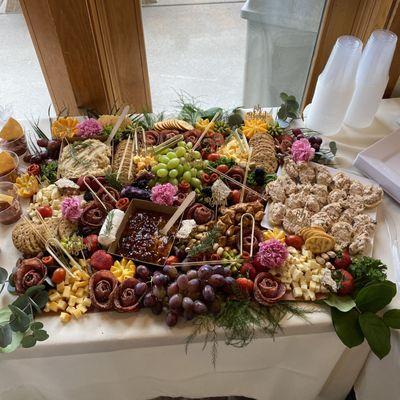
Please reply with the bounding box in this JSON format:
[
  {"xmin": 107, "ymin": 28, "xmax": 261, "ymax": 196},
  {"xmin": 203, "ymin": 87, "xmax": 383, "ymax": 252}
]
[
  {"xmin": 0, "ymin": 182, "xmax": 22, "ymax": 225},
  {"xmin": 0, "ymin": 151, "xmax": 20, "ymax": 183},
  {"xmin": 0, "ymin": 129, "xmax": 28, "ymax": 156}
]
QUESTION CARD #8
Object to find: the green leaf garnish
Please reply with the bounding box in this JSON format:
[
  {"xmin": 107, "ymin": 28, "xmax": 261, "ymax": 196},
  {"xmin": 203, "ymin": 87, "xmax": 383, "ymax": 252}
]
[{"xmin": 331, "ymin": 307, "xmax": 364, "ymax": 348}]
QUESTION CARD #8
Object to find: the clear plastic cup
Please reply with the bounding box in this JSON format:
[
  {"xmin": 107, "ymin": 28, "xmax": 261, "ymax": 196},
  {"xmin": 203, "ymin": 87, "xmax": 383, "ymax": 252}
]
[
  {"xmin": 0, "ymin": 151, "xmax": 20, "ymax": 183},
  {"xmin": 0, "ymin": 182, "xmax": 22, "ymax": 225},
  {"xmin": 0, "ymin": 128, "xmax": 28, "ymax": 156}
]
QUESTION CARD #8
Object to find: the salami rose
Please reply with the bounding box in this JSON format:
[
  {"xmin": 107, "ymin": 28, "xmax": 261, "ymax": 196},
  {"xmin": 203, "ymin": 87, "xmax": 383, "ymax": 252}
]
[
  {"xmin": 145, "ymin": 130, "xmax": 160, "ymax": 146},
  {"xmin": 80, "ymin": 201, "xmax": 108, "ymax": 230},
  {"xmin": 184, "ymin": 129, "xmax": 201, "ymax": 145},
  {"xmin": 236, "ymin": 227, "xmax": 263, "ymax": 254},
  {"xmin": 186, "ymin": 203, "xmax": 213, "ymax": 224},
  {"xmin": 116, "ymin": 197, "xmax": 130, "ymax": 211},
  {"xmin": 15, "ymin": 258, "xmax": 47, "ymax": 294},
  {"xmin": 113, "ymin": 278, "xmax": 141, "ymax": 313},
  {"xmin": 158, "ymin": 130, "xmax": 178, "ymax": 143},
  {"xmin": 254, "ymin": 272, "xmax": 286, "ymax": 305},
  {"xmin": 98, "ymin": 186, "xmax": 120, "ymax": 207},
  {"xmin": 226, "ymin": 166, "xmax": 245, "ymax": 189},
  {"xmin": 89, "ymin": 270, "xmax": 118, "ymax": 311}
]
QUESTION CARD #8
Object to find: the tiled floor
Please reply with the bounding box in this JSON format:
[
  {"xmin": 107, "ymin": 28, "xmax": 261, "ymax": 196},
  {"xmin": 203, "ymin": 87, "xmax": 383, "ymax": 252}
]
[{"xmin": 0, "ymin": 1, "xmax": 246, "ymax": 120}]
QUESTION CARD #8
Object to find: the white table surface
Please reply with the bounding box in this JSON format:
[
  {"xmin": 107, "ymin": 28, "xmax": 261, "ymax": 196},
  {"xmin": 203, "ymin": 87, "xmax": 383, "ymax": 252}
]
[{"xmin": 0, "ymin": 99, "xmax": 400, "ymax": 400}]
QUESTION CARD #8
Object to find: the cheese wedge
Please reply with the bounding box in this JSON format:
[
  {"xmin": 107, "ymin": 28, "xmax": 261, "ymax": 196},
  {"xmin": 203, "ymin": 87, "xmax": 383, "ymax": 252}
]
[
  {"xmin": 0, "ymin": 151, "xmax": 16, "ymax": 176},
  {"xmin": 0, "ymin": 194, "xmax": 14, "ymax": 205},
  {"xmin": 0, "ymin": 118, "xmax": 23, "ymax": 141}
]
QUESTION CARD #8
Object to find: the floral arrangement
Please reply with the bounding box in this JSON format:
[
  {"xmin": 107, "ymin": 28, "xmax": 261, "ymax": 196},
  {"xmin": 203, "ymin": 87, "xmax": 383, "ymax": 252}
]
[{"xmin": 77, "ymin": 118, "xmax": 103, "ymax": 139}]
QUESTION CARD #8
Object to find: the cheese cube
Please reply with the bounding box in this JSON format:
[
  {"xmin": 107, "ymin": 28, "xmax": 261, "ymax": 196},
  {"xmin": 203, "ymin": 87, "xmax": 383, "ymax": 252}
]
[
  {"xmin": 66, "ymin": 306, "xmax": 75, "ymax": 314},
  {"xmin": 60, "ymin": 312, "xmax": 71, "ymax": 323},
  {"xmin": 57, "ymin": 299, "xmax": 67, "ymax": 311},
  {"xmin": 293, "ymin": 287, "xmax": 303, "ymax": 298},
  {"xmin": 70, "ymin": 308, "xmax": 82, "ymax": 320},
  {"xmin": 292, "ymin": 269, "xmax": 303, "ymax": 282},
  {"xmin": 311, "ymin": 275, "xmax": 320, "ymax": 283},
  {"xmin": 315, "ymin": 284, "xmax": 321, "ymax": 292},
  {"xmin": 48, "ymin": 301, "xmax": 59, "ymax": 312},
  {"xmin": 292, "ymin": 281, "xmax": 300, "ymax": 288},
  {"xmin": 76, "ymin": 304, "xmax": 87, "ymax": 314},
  {"xmin": 309, "ymin": 290, "xmax": 316, "ymax": 301},
  {"xmin": 303, "ymin": 291, "xmax": 311, "ymax": 301},
  {"xmin": 82, "ymin": 297, "xmax": 92, "ymax": 307},
  {"xmin": 49, "ymin": 291, "xmax": 61, "ymax": 302},
  {"xmin": 62, "ymin": 286, "xmax": 71, "ymax": 299},
  {"xmin": 57, "ymin": 282, "xmax": 65, "ymax": 292},
  {"xmin": 44, "ymin": 304, "xmax": 50, "ymax": 313},
  {"xmin": 68, "ymin": 295, "xmax": 78, "ymax": 307},
  {"xmin": 309, "ymin": 281, "xmax": 317, "ymax": 291}
]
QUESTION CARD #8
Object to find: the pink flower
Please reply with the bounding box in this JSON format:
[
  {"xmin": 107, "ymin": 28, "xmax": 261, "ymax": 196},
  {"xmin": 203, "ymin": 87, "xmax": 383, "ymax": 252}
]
[
  {"xmin": 257, "ymin": 239, "xmax": 288, "ymax": 269},
  {"xmin": 291, "ymin": 138, "xmax": 315, "ymax": 163},
  {"xmin": 77, "ymin": 118, "xmax": 103, "ymax": 138},
  {"xmin": 61, "ymin": 196, "xmax": 83, "ymax": 222},
  {"xmin": 150, "ymin": 183, "xmax": 177, "ymax": 206}
]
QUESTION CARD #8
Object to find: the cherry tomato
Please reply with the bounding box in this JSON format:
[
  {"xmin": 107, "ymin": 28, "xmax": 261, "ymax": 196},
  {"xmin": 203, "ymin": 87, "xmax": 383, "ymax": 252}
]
[
  {"xmin": 27, "ymin": 164, "xmax": 40, "ymax": 176},
  {"xmin": 216, "ymin": 164, "xmax": 229, "ymax": 174},
  {"xmin": 42, "ymin": 256, "xmax": 54, "ymax": 266},
  {"xmin": 207, "ymin": 153, "xmax": 220, "ymax": 162},
  {"xmin": 51, "ymin": 268, "xmax": 66, "ymax": 284},
  {"xmin": 37, "ymin": 206, "xmax": 53, "ymax": 218},
  {"xmin": 285, "ymin": 235, "xmax": 304, "ymax": 250},
  {"xmin": 166, "ymin": 255, "xmax": 179, "ymax": 265}
]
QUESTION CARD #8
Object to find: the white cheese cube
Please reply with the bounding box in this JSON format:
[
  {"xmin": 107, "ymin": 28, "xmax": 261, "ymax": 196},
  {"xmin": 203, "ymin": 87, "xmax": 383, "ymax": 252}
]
[{"xmin": 293, "ymin": 287, "xmax": 303, "ymax": 298}]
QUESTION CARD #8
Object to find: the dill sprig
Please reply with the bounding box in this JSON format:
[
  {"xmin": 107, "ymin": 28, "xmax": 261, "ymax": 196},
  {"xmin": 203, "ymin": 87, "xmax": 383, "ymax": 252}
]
[
  {"xmin": 186, "ymin": 299, "xmax": 312, "ymax": 366},
  {"xmin": 188, "ymin": 227, "xmax": 220, "ymax": 257}
]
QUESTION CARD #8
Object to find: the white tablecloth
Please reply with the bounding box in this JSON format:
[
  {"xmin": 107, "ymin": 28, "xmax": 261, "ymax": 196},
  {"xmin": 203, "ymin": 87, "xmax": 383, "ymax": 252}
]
[{"xmin": 1, "ymin": 99, "xmax": 400, "ymax": 400}]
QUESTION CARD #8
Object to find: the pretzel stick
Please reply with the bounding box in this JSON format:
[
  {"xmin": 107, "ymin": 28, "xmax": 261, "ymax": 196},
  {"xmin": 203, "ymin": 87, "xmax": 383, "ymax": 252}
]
[
  {"xmin": 117, "ymin": 135, "xmax": 131, "ymax": 180},
  {"xmin": 134, "ymin": 129, "xmax": 139, "ymax": 156},
  {"xmin": 47, "ymin": 238, "xmax": 83, "ymax": 271},
  {"xmin": 192, "ymin": 112, "xmax": 220, "ymax": 151},
  {"xmin": 153, "ymin": 134, "xmax": 184, "ymax": 154},
  {"xmin": 240, "ymin": 212, "xmax": 255, "ymax": 257},
  {"xmin": 240, "ymin": 147, "xmax": 253, "ymax": 203},
  {"xmin": 141, "ymin": 127, "xmax": 147, "ymax": 155},
  {"xmin": 127, "ymin": 138, "xmax": 135, "ymax": 182},
  {"xmin": 105, "ymin": 105, "xmax": 130, "ymax": 146},
  {"xmin": 83, "ymin": 176, "xmax": 108, "ymax": 211},
  {"xmin": 45, "ymin": 241, "xmax": 75, "ymax": 277},
  {"xmin": 206, "ymin": 165, "xmax": 267, "ymax": 201},
  {"xmin": 87, "ymin": 174, "xmax": 117, "ymax": 202}
]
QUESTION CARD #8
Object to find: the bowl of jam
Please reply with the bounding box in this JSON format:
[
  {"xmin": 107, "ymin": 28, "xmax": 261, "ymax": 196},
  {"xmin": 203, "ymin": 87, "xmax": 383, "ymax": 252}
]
[
  {"xmin": 110, "ymin": 199, "xmax": 180, "ymax": 266},
  {"xmin": 0, "ymin": 182, "xmax": 22, "ymax": 225}
]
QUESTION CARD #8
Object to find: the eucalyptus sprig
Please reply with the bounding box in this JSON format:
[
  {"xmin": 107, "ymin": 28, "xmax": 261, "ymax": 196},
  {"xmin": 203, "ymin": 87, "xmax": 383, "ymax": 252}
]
[
  {"xmin": 0, "ymin": 271, "xmax": 49, "ymax": 353},
  {"xmin": 277, "ymin": 92, "xmax": 299, "ymax": 121}
]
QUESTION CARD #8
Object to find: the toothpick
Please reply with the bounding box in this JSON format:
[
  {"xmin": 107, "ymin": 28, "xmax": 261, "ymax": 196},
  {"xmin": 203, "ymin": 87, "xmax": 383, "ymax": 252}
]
[
  {"xmin": 240, "ymin": 147, "xmax": 253, "ymax": 203},
  {"xmin": 171, "ymin": 259, "xmax": 245, "ymax": 268},
  {"xmin": 207, "ymin": 165, "xmax": 267, "ymax": 201},
  {"xmin": 240, "ymin": 213, "xmax": 255, "ymax": 257},
  {"xmin": 83, "ymin": 176, "xmax": 108, "ymax": 211},
  {"xmin": 87, "ymin": 174, "xmax": 117, "ymax": 202},
  {"xmin": 192, "ymin": 112, "xmax": 220, "ymax": 151},
  {"xmin": 48, "ymin": 237, "xmax": 83, "ymax": 272},
  {"xmin": 105, "ymin": 105, "xmax": 130, "ymax": 146},
  {"xmin": 233, "ymin": 129, "xmax": 246, "ymax": 153},
  {"xmin": 134, "ymin": 128, "xmax": 139, "ymax": 156},
  {"xmin": 45, "ymin": 241, "xmax": 74, "ymax": 277},
  {"xmin": 153, "ymin": 134, "xmax": 184, "ymax": 154}
]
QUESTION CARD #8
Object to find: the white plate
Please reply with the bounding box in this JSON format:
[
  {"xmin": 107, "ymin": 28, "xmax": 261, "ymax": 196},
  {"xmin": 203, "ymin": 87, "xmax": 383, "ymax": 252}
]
[
  {"xmin": 354, "ymin": 129, "xmax": 400, "ymax": 204},
  {"xmin": 261, "ymin": 163, "xmax": 379, "ymax": 256}
]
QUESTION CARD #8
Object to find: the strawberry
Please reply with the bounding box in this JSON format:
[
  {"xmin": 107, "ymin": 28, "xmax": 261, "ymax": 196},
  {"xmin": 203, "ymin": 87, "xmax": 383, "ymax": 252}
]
[
  {"xmin": 285, "ymin": 235, "xmax": 304, "ymax": 250},
  {"xmin": 337, "ymin": 269, "xmax": 355, "ymax": 296},
  {"xmin": 37, "ymin": 206, "xmax": 52, "ymax": 218},
  {"xmin": 240, "ymin": 263, "xmax": 257, "ymax": 280},
  {"xmin": 252, "ymin": 253, "xmax": 267, "ymax": 273},
  {"xmin": 90, "ymin": 250, "xmax": 113, "ymax": 271},
  {"xmin": 216, "ymin": 164, "xmax": 229, "ymax": 174},
  {"xmin": 207, "ymin": 153, "xmax": 220, "ymax": 162},
  {"xmin": 235, "ymin": 277, "xmax": 254, "ymax": 294},
  {"xmin": 83, "ymin": 234, "xmax": 99, "ymax": 254},
  {"xmin": 229, "ymin": 190, "xmax": 241, "ymax": 204},
  {"xmin": 334, "ymin": 249, "xmax": 352, "ymax": 269}
]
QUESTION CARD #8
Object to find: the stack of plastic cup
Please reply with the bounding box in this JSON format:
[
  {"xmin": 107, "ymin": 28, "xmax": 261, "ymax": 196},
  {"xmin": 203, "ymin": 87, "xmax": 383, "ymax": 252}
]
[
  {"xmin": 305, "ymin": 35, "xmax": 362, "ymax": 136},
  {"xmin": 344, "ymin": 30, "xmax": 397, "ymax": 129}
]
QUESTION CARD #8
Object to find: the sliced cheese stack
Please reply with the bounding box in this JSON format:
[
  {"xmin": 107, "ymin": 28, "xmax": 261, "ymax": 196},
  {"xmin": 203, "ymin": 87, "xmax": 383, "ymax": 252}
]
[
  {"xmin": 0, "ymin": 118, "xmax": 23, "ymax": 141},
  {"xmin": 0, "ymin": 151, "xmax": 17, "ymax": 177}
]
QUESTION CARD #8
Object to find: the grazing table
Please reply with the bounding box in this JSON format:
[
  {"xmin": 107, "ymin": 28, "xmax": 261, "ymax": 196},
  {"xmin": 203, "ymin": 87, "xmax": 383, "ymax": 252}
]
[{"xmin": 0, "ymin": 99, "xmax": 399, "ymax": 400}]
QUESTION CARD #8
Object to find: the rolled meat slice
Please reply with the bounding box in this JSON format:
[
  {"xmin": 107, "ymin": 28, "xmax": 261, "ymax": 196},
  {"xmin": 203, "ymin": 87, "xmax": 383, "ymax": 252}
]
[
  {"xmin": 114, "ymin": 278, "xmax": 141, "ymax": 312},
  {"xmin": 89, "ymin": 270, "xmax": 118, "ymax": 311}
]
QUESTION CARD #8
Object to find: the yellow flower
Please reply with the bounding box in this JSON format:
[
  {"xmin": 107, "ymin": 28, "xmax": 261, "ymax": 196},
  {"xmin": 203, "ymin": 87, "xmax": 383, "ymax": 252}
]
[
  {"xmin": 195, "ymin": 118, "xmax": 215, "ymax": 132},
  {"xmin": 52, "ymin": 117, "xmax": 79, "ymax": 139},
  {"xmin": 98, "ymin": 115, "xmax": 131, "ymax": 131},
  {"xmin": 242, "ymin": 108, "xmax": 274, "ymax": 139},
  {"xmin": 15, "ymin": 173, "xmax": 39, "ymax": 198},
  {"xmin": 263, "ymin": 227, "xmax": 286, "ymax": 243},
  {"xmin": 110, "ymin": 258, "xmax": 136, "ymax": 283}
]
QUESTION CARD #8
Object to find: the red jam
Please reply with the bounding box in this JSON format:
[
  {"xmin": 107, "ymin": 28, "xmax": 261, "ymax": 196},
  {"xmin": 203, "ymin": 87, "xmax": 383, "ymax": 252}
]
[{"xmin": 118, "ymin": 210, "xmax": 177, "ymax": 265}]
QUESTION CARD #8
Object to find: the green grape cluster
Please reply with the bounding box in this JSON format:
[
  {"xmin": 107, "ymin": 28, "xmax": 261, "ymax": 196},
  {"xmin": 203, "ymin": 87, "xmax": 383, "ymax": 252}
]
[{"xmin": 151, "ymin": 141, "xmax": 204, "ymax": 189}]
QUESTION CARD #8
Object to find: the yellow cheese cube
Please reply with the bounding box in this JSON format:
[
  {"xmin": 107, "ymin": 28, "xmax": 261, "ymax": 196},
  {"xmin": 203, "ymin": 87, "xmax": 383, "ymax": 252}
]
[
  {"xmin": 48, "ymin": 301, "xmax": 59, "ymax": 312},
  {"xmin": 44, "ymin": 304, "xmax": 50, "ymax": 313},
  {"xmin": 60, "ymin": 312, "xmax": 71, "ymax": 323},
  {"xmin": 68, "ymin": 295, "xmax": 78, "ymax": 307},
  {"xmin": 70, "ymin": 308, "xmax": 82, "ymax": 319},
  {"xmin": 49, "ymin": 291, "xmax": 61, "ymax": 302},
  {"xmin": 57, "ymin": 299, "xmax": 67, "ymax": 311},
  {"xmin": 82, "ymin": 297, "xmax": 92, "ymax": 308},
  {"xmin": 66, "ymin": 306, "xmax": 75, "ymax": 314},
  {"xmin": 56, "ymin": 282, "xmax": 65, "ymax": 292},
  {"xmin": 76, "ymin": 304, "xmax": 87, "ymax": 314},
  {"xmin": 62, "ymin": 286, "xmax": 71, "ymax": 299},
  {"xmin": 293, "ymin": 287, "xmax": 303, "ymax": 298}
]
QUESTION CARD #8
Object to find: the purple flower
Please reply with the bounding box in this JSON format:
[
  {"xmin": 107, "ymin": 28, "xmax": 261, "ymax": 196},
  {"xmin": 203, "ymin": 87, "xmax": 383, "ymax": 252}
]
[
  {"xmin": 61, "ymin": 196, "xmax": 82, "ymax": 222},
  {"xmin": 150, "ymin": 183, "xmax": 177, "ymax": 206},
  {"xmin": 291, "ymin": 138, "xmax": 315, "ymax": 163},
  {"xmin": 257, "ymin": 239, "xmax": 288, "ymax": 269},
  {"xmin": 77, "ymin": 118, "xmax": 103, "ymax": 138}
]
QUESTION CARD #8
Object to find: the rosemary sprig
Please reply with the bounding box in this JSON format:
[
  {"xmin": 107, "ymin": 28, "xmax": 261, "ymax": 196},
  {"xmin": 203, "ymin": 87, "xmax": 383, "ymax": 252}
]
[
  {"xmin": 103, "ymin": 211, "xmax": 114, "ymax": 237},
  {"xmin": 186, "ymin": 299, "xmax": 312, "ymax": 366},
  {"xmin": 188, "ymin": 227, "xmax": 220, "ymax": 257},
  {"xmin": 105, "ymin": 173, "xmax": 123, "ymax": 191}
]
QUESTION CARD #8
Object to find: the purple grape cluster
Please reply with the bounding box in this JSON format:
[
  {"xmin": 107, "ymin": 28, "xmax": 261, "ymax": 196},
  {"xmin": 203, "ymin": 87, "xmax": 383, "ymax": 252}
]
[
  {"xmin": 292, "ymin": 129, "xmax": 322, "ymax": 151},
  {"xmin": 137, "ymin": 264, "xmax": 235, "ymax": 327}
]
